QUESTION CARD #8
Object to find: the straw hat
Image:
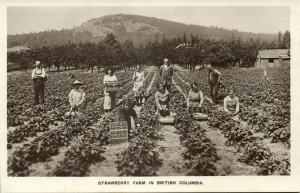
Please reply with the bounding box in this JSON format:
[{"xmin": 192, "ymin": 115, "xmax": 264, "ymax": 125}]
[
  {"xmin": 72, "ymin": 80, "xmax": 83, "ymax": 86},
  {"xmin": 164, "ymin": 58, "xmax": 169, "ymax": 62}
]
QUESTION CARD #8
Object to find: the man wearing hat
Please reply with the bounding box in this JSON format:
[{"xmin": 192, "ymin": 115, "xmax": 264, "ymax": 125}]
[
  {"xmin": 159, "ymin": 58, "xmax": 173, "ymax": 91},
  {"xmin": 32, "ymin": 60, "xmax": 47, "ymax": 105},
  {"xmin": 68, "ymin": 80, "xmax": 86, "ymax": 114}
]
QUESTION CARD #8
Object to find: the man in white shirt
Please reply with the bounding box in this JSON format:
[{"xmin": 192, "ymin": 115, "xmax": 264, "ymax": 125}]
[{"xmin": 32, "ymin": 61, "xmax": 47, "ymax": 105}]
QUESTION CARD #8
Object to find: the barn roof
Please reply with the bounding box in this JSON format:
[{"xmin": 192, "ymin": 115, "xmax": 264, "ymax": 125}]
[
  {"xmin": 257, "ymin": 49, "xmax": 290, "ymax": 59},
  {"xmin": 7, "ymin": 46, "xmax": 30, "ymax": 52}
]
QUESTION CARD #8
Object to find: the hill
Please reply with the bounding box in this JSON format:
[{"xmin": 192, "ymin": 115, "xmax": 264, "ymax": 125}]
[{"xmin": 8, "ymin": 14, "xmax": 277, "ymax": 48}]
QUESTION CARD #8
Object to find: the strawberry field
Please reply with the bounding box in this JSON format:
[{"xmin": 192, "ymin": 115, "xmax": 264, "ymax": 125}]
[{"xmin": 7, "ymin": 65, "xmax": 290, "ymax": 176}]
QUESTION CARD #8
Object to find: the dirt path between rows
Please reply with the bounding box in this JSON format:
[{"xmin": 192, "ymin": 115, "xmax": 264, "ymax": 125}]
[
  {"xmin": 88, "ymin": 68, "xmax": 157, "ymax": 176},
  {"xmin": 156, "ymin": 124, "xmax": 188, "ymax": 176},
  {"xmin": 28, "ymin": 67, "xmax": 154, "ymax": 176},
  {"xmin": 175, "ymin": 71, "xmax": 290, "ymax": 172},
  {"xmin": 155, "ymin": 79, "xmax": 188, "ymax": 176},
  {"xmin": 198, "ymin": 121, "xmax": 257, "ymax": 175},
  {"xmin": 172, "ymin": 77, "xmax": 257, "ymax": 175}
]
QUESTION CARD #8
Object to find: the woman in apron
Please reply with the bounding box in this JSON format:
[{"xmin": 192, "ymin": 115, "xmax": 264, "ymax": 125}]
[
  {"xmin": 186, "ymin": 82, "xmax": 204, "ymax": 113},
  {"xmin": 155, "ymin": 83, "xmax": 170, "ymax": 117},
  {"xmin": 132, "ymin": 65, "xmax": 145, "ymax": 105},
  {"xmin": 103, "ymin": 67, "xmax": 118, "ymax": 112}
]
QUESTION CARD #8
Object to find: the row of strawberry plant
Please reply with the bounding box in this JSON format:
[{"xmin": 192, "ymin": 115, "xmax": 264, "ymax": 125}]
[
  {"xmin": 171, "ymin": 79, "xmax": 220, "ymax": 176},
  {"xmin": 115, "ymin": 74, "xmax": 162, "ymax": 176},
  {"xmin": 208, "ymin": 111, "xmax": 290, "ymax": 175},
  {"xmin": 7, "ymin": 72, "xmax": 135, "ymax": 176},
  {"xmin": 7, "ymin": 70, "xmax": 137, "ymax": 145},
  {"xmin": 51, "ymin": 72, "xmax": 153, "ymax": 176},
  {"xmin": 177, "ymin": 68, "xmax": 290, "ymax": 145}
]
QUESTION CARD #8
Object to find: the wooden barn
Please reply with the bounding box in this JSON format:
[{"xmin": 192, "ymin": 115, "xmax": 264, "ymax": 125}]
[{"xmin": 255, "ymin": 49, "xmax": 290, "ymax": 68}]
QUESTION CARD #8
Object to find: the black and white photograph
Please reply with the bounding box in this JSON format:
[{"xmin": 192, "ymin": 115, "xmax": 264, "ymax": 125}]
[{"xmin": 1, "ymin": 0, "xmax": 300, "ymax": 192}]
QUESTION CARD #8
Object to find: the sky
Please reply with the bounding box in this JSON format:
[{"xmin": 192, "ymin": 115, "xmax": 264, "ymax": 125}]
[{"xmin": 7, "ymin": 6, "xmax": 290, "ymax": 35}]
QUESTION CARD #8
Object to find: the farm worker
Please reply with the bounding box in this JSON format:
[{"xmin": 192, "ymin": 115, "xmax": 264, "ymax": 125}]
[
  {"xmin": 132, "ymin": 64, "xmax": 145, "ymax": 105},
  {"xmin": 159, "ymin": 58, "xmax": 173, "ymax": 92},
  {"xmin": 207, "ymin": 64, "xmax": 223, "ymax": 104},
  {"xmin": 32, "ymin": 60, "xmax": 47, "ymax": 105},
  {"xmin": 224, "ymin": 87, "xmax": 240, "ymax": 119},
  {"xmin": 186, "ymin": 82, "xmax": 204, "ymax": 112},
  {"xmin": 263, "ymin": 66, "xmax": 269, "ymax": 80},
  {"xmin": 115, "ymin": 97, "xmax": 140, "ymax": 139},
  {"xmin": 103, "ymin": 67, "xmax": 118, "ymax": 112},
  {"xmin": 155, "ymin": 83, "xmax": 170, "ymax": 117},
  {"xmin": 68, "ymin": 80, "xmax": 86, "ymax": 114}
]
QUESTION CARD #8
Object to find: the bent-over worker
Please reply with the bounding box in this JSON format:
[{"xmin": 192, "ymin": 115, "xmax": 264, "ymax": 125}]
[{"xmin": 115, "ymin": 97, "xmax": 139, "ymax": 140}]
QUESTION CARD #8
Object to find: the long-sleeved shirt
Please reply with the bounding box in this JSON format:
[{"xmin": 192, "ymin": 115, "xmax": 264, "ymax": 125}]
[
  {"xmin": 224, "ymin": 95, "xmax": 239, "ymax": 113},
  {"xmin": 32, "ymin": 68, "xmax": 46, "ymax": 79},
  {"xmin": 69, "ymin": 88, "xmax": 86, "ymax": 106},
  {"xmin": 208, "ymin": 69, "xmax": 222, "ymax": 84},
  {"xmin": 115, "ymin": 100, "xmax": 138, "ymax": 130},
  {"xmin": 159, "ymin": 64, "xmax": 173, "ymax": 80}
]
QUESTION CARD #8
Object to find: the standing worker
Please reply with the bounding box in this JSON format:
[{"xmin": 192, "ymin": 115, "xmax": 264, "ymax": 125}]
[
  {"xmin": 103, "ymin": 67, "xmax": 118, "ymax": 112},
  {"xmin": 32, "ymin": 60, "xmax": 47, "ymax": 105},
  {"xmin": 207, "ymin": 64, "xmax": 223, "ymax": 104},
  {"xmin": 159, "ymin": 58, "xmax": 173, "ymax": 92},
  {"xmin": 68, "ymin": 80, "xmax": 86, "ymax": 115},
  {"xmin": 132, "ymin": 65, "xmax": 145, "ymax": 105}
]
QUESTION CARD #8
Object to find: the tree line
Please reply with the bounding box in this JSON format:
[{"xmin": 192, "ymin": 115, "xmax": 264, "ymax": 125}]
[{"xmin": 7, "ymin": 31, "xmax": 290, "ymax": 72}]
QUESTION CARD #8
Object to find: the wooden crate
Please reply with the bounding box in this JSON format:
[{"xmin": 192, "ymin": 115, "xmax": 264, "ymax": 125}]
[{"xmin": 109, "ymin": 121, "xmax": 128, "ymax": 144}]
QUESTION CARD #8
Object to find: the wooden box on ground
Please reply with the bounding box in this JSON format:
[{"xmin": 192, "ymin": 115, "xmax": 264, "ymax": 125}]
[{"xmin": 109, "ymin": 121, "xmax": 128, "ymax": 144}]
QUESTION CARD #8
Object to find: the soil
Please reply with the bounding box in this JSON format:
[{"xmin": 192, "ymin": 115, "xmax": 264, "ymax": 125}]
[
  {"xmin": 156, "ymin": 124, "xmax": 188, "ymax": 176},
  {"xmin": 25, "ymin": 67, "xmax": 155, "ymax": 176},
  {"xmin": 87, "ymin": 67, "xmax": 157, "ymax": 176},
  {"xmin": 172, "ymin": 76, "xmax": 258, "ymax": 175}
]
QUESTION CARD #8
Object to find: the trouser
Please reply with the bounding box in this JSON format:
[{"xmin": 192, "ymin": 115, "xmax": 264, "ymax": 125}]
[
  {"xmin": 163, "ymin": 78, "xmax": 172, "ymax": 91},
  {"xmin": 33, "ymin": 79, "xmax": 45, "ymax": 105},
  {"xmin": 210, "ymin": 83, "xmax": 219, "ymax": 103}
]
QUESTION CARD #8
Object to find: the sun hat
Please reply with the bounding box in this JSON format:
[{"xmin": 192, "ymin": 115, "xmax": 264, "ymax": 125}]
[
  {"xmin": 164, "ymin": 58, "xmax": 169, "ymax": 62},
  {"xmin": 72, "ymin": 80, "xmax": 83, "ymax": 86}
]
